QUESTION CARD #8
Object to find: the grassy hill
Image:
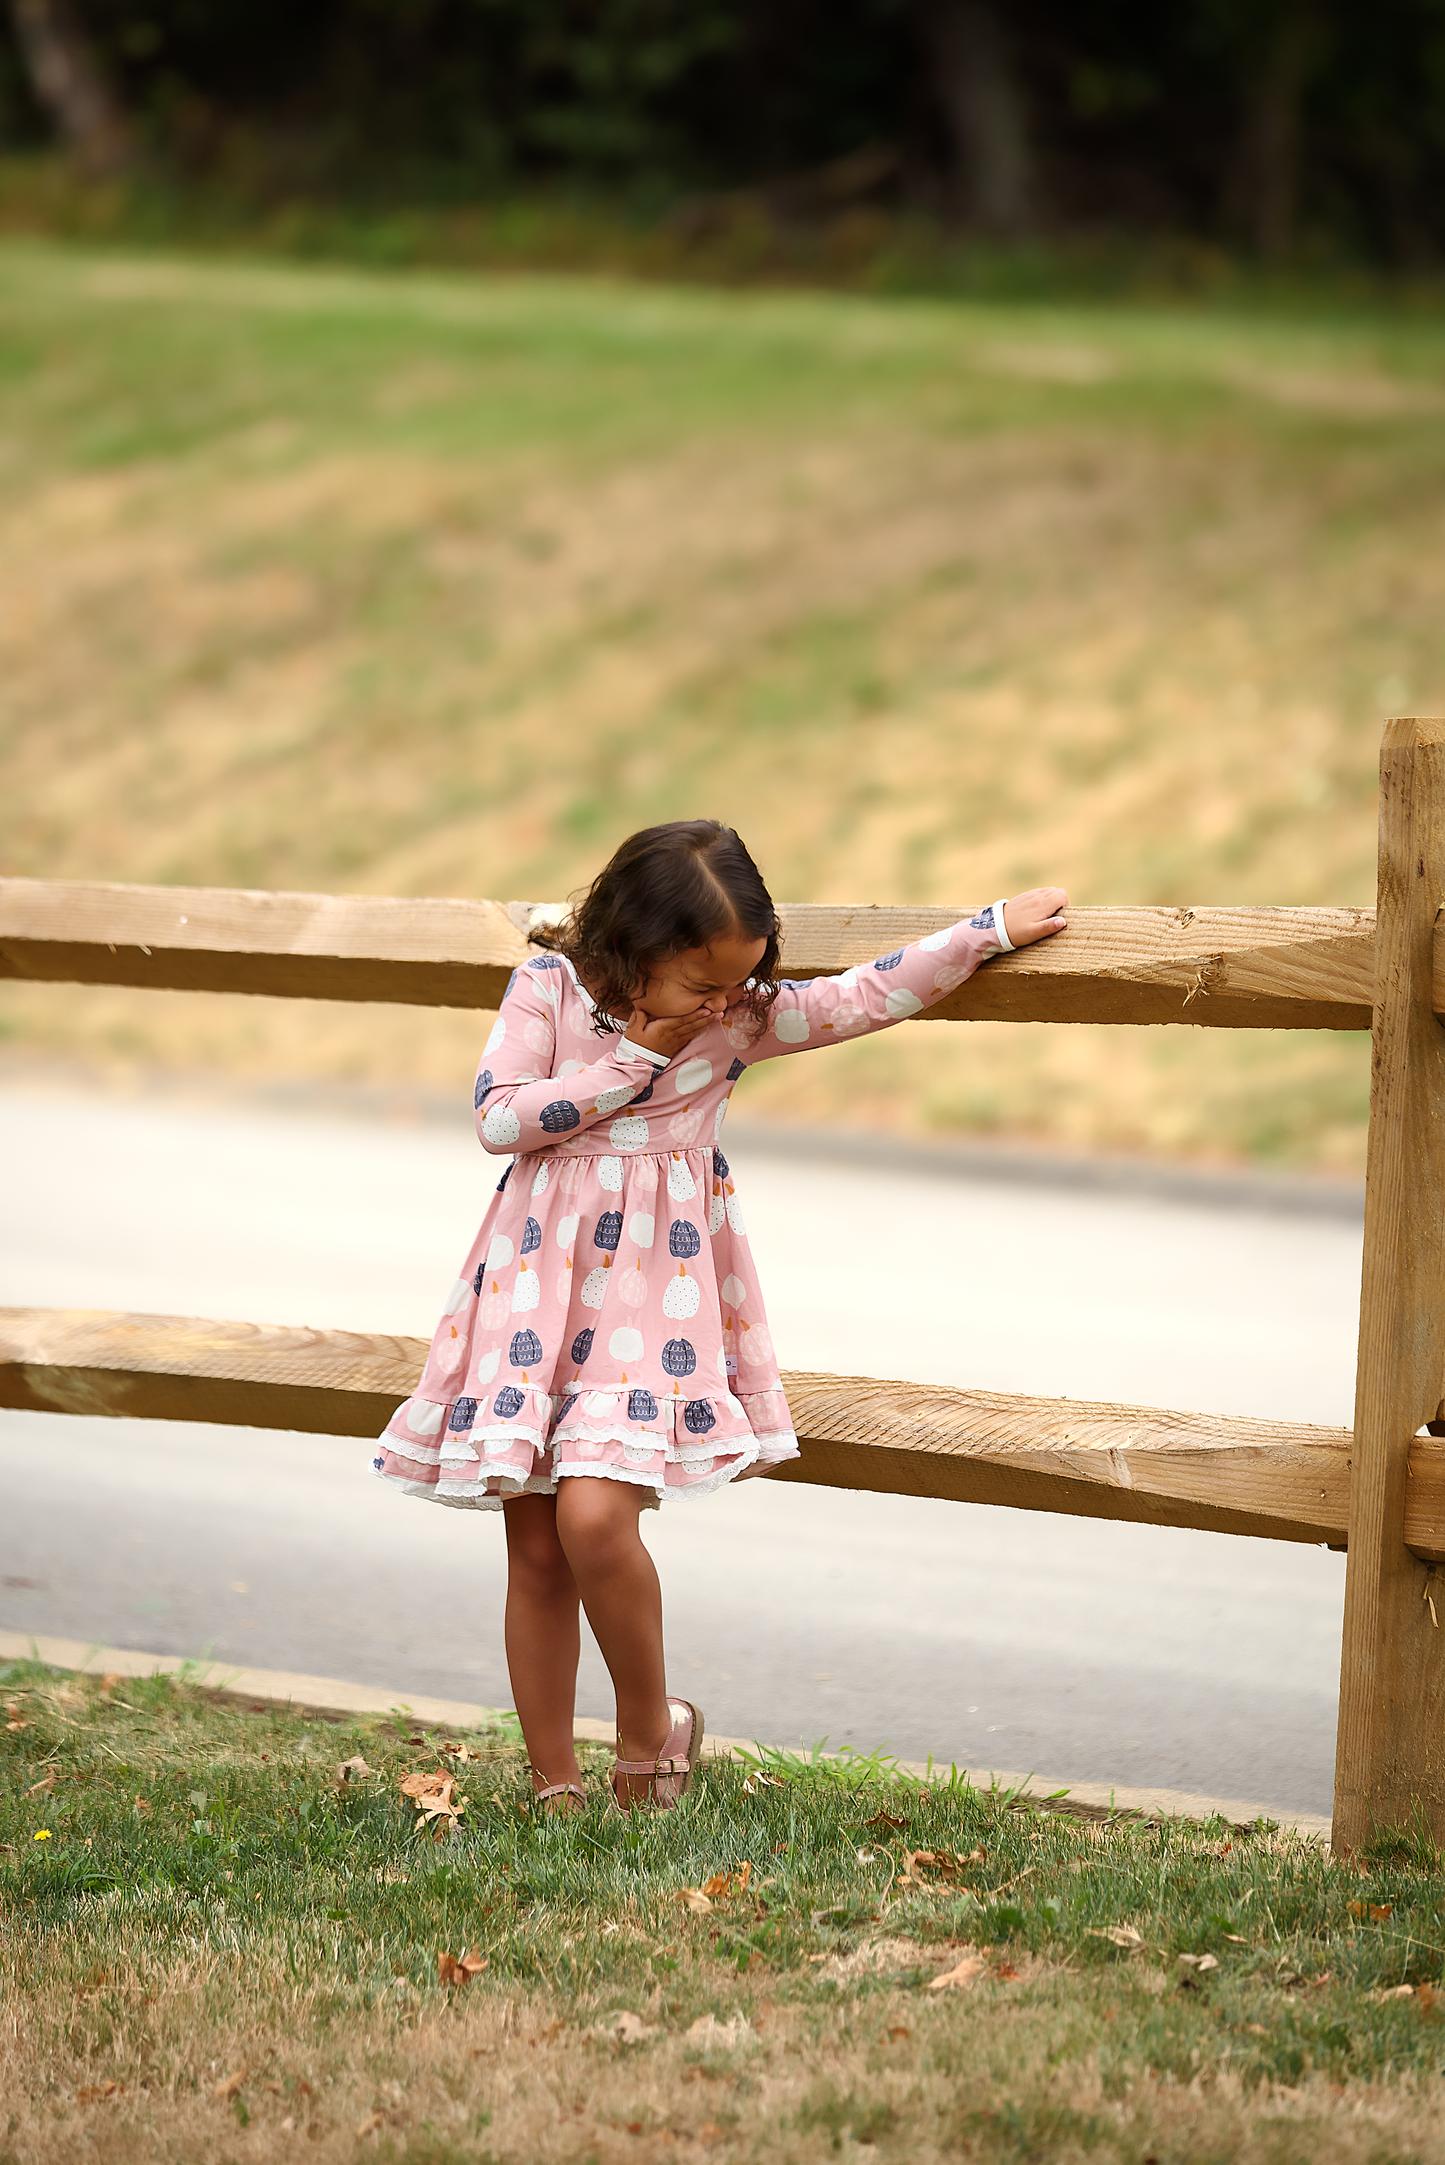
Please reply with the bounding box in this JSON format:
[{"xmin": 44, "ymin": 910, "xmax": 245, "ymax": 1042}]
[{"xmin": 4, "ymin": 244, "xmax": 1445, "ymax": 1168}]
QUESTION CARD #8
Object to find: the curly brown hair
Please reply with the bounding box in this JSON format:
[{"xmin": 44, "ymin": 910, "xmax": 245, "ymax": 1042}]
[{"xmin": 531, "ymin": 820, "xmax": 781, "ymax": 1039}]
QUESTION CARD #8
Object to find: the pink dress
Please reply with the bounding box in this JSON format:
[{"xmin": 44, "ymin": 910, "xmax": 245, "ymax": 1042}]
[{"xmin": 373, "ymin": 910, "xmax": 1009, "ymax": 1508}]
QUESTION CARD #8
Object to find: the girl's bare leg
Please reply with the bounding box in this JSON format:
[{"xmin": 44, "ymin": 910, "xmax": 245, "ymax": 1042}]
[
  {"xmin": 554, "ymin": 1477, "xmax": 671, "ymax": 1800},
  {"xmin": 502, "ymin": 1494, "xmax": 585, "ymax": 1794}
]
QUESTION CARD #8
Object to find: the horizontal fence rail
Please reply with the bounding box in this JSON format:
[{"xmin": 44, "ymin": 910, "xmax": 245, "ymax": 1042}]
[
  {"xmin": 8, "ymin": 1303, "xmax": 1445, "ymax": 1562},
  {"xmin": 0, "ymin": 877, "xmax": 1382, "ymax": 1029}
]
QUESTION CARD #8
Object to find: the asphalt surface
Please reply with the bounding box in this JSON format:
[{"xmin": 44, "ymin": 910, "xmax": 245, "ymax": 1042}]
[{"xmin": 0, "ymin": 1072, "xmax": 1363, "ymax": 1812}]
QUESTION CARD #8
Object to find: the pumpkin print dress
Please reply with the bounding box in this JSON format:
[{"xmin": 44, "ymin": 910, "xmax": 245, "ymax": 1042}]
[{"xmin": 372, "ymin": 909, "xmax": 1011, "ymax": 1509}]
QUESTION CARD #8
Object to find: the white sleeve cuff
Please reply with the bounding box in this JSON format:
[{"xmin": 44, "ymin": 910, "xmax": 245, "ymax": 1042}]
[
  {"xmin": 614, "ymin": 1038, "xmax": 670, "ymax": 1069},
  {"xmin": 990, "ymin": 900, "xmax": 1014, "ymax": 953}
]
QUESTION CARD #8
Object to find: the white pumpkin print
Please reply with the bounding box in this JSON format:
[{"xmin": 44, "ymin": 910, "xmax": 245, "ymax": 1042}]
[
  {"xmin": 531, "ymin": 1162, "xmax": 550, "ymax": 1197},
  {"xmin": 482, "ymin": 1103, "xmax": 521, "ymax": 1147},
  {"xmin": 472, "ymin": 1347, "xmax": 501, "ymax": 1387},
  {"xmin": 487, "ymin": 1232, "xmax": 514, "ymax": 1269},
  {"xmin": 618, "ymin": 1259, "xmax": 648, "ymax": 1309},
  {"xmin": 557, "ymin": 1058, "xmax": 586, "ymax": 1079},
  {"xmin": 555, "ymin": 1256, "xmax": 573, "ymax": 1304},
  {"xmin": 725, "ymin": 1020, "xmax": 751, "ymax": 1051},
  {"xmin": 609, "ymin": 1115, "xmax": 649, "ymax": 1151},
  {"xmin": 774, "ymin": 1009, "xmax": 809, "ymax": 1044},
  {"xmin": 835, "ymin": 966, "xmax": 860, "ymax": 987},
  {"xmin": 725, "ymin": 1190, "xmax": 747, "ymax": 1236},
  {"xmin": 631, "ymin": 1155, "xmax": 659, "ymax": 1197},
  {"xmin": 484, "ymin": 1015, "xmax": 507, "ymax": 1055},
  {"xmin": 884, "ymin": 987, "xmax": 924, "ymax": 1019},
  {"xmin": 675, "ymin": 1056, "xmax": 713, "ymax": 1096},
  {"xmin": 437, "ymin": 1322, "xmax": 465, "ymax": 1372},
  {"xmin": 708, "ymin": 1184, "xmax": 725, "ymax": 1235},
  {"xmin": 662, "ymin": 1263, "xmax": 701, "ymax": 1319},
  {"xmin": 558, "ymin": 1156, "xmax": 588, "ymax": 1195},
  {"xmin": 580, "ymin": 1258, "xmax": 612, "ymax": 1308},
  {"xmin": 716, "ymin": 1344, "xmax": 730, "ymax": 1378},
  {"xmin": 623, "ymin": 1438, "xmax": 657, "ymax": 1466},
  {"xmin": 523, "ymin": 1016, "xmax": 553, "ymax": 1056},
  {"xmin": 555, "ymin": 1212, "xmax": 580, "ymax": 1248},
  {"xmin": 479, "ymin": 1278, "xmax": 511, "ymax": 1328},
  {"xmin": 714, "ymin": 1099, "xmax": 729, "ymax": 1139},
  {"xmin": 443, "ymin": 1276, "xmax": 471, "ymax": 1316},
  {"xmin": 739, "ymin": 1316, "xmax": 773, "ymax": 1364},
  {"xmin": 530, "ymin": 968, "xmax": 562, "ymax": 1007},
  {"xmin": 511, "ymin": 1261, "xmax": 541, "ymax": 1312},
  {"xmin": 721, "ymin": 1274, "xmax": 747, "ymax": 1306},
  {"xmin": 920, "ymin": 928, "xmax": 952, "ymax": 952},
  {"xmin": 408, "ymin": 1399, "xmax": 445, "ymax": 1437},
  {"xmin": 933, "ymin": 964, "xmax": 968, "ymax": 994},
  {"xmin": 667, "ymin": 1154, "xmax": 697, "ymax": 1201},
  {"xmin": 598, "ymin": 1155, "xmax": 623, "ymax": 1192},
  {"xmin": 829, "ymin": 1003, "xmax": 867, "ymax": 1037},
  {"xmin": 669, "ymin": 1105, "xmax": 703, "ymax": 1145},
  {"xmin": 627, "ymin": 1211, "xmax": 655, "ymax": 1247},
  {"xmin": 608, "ymin": 1325, "xmax": 644, "ymax": 1362},
  {"xmin": 595, "ymin": 1084, "xmax": 633, "ymax": 1116}
]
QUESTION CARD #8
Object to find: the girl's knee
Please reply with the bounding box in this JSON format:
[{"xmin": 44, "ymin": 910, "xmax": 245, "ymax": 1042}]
[
  {"xmin": 555, "ymin": 1477, "xmax": 645, "ymax": 1564},
  {"xmin": 504, "ymin": 1498, "xmax": 574, "ymax": 1595}
]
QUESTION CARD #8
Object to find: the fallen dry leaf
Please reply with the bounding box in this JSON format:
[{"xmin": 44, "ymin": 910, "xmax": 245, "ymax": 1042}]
[
  {"xmin": 437, "ymin": 1947, "xmax": 489, "ymax": 1987},
  {"xmin": 338, "ymin": 1755, "xmax": 375, "ymax": 1783},
  {"xmin": 598, "ymin": 2010, "xmax": 654, "ymax": 2044},
  {"xmin": 1179, "ymin": 1953, "xmax": 1220, "ymax": 1975},
  {"xmin": 993, "ymin": 1962, "xmax": 1023, "ymax": 1983},
  {"xmin": 356, "ymin": 2110, "xmax": 386, "ymax": 2137},
  {"xmin": 888, "ymin": 2025, "xmax": 912, "ymax": 2041},
  {"xmin": 1373, "ymin": 1984, "xmax": 1417, "ymax": 2001},
  {"xmin": 98, "ymin": 1673, "xmax": 121, "ymax": 1694},
  {"xmin": 928, "ymin": 1954, "xmax": 986, "ymax": 1992},
  {"xmin": 23, "ymin": 1773, "xmax": 56, "ymax": 1798},
  {"xmin": 677, "ymin": 1889, "xmax": 713, "ymax": 1914},
  {"xmin": 864, "ymin": 1812, "xmax": 907, "ymax": 1832},
  {"xmin": 399, "ymin": 1768, "xmax": 466, "ymax": 1832},
  {"xmin": 77, "ymin": 2082, "xmax": 123, "ymax": 2103},
  {"xmin": 1223, "ymin": 1933, "xmax": 1251, "ymax": 1945},
  {"xmin": 212, "ymin": 2069, "xmax": 246, "ymax": 2101},
  {"xmin": 741, "ymin": 1771, "xmax": 782, "ymax": 1794},
  {"xmin": 1089, "ymin": 1925, "xmax": 1145, "ymax": 1950},
  {"xmin": 1348, "ymin": 1900, "xmax": 1394, "ymax": 1921},
  {"xmin": 440, "ymin": 1739, "xmax": 474, "ymax": 1762}
]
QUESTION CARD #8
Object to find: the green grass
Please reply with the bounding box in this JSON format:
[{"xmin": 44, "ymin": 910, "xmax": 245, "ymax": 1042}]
[
  {"xmin": 2, "ymin": 238, "xmax": 1445, "ymax": 1168},
  {"xmin": 7, "ymin": 1660, "xmax": 1445, "ymax": 2161}
]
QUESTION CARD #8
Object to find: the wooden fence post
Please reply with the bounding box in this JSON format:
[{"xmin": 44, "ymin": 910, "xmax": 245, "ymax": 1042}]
[{"xmin": 1334, "ymin": 717, "xmax": 1445, "ymax": 1852}]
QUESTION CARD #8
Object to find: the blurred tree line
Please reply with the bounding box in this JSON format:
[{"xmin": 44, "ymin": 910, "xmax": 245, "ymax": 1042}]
[{"xmin": 4, "ymin": 0, "xmax": 1444, "ymax": 265}]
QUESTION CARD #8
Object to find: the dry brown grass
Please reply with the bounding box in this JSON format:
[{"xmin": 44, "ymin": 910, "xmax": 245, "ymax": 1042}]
[{"xmin": 4, "ymin": 248, "xmax": 1445, "ymax": 1166}]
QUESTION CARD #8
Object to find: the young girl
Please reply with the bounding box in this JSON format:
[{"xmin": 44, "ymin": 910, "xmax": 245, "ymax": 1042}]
[{"xmin": 374, "ymin": 822, "xmax": 1067, "ymax": 1811}]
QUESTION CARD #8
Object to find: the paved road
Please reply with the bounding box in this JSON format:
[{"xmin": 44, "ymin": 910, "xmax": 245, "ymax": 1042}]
[{"xmin": 0, "ymin": 1074, "xmax": 1362, "ymax": 1812}]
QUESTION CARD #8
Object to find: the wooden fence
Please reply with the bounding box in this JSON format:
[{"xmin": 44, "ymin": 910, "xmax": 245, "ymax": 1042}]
[{"xmin": 4, "ymin": 714, "xmax": 1445, "ymax": 1851}]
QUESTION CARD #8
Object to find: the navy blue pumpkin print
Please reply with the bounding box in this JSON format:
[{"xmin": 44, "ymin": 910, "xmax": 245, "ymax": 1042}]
[
  {"xmin": 668, "ymin": 1219, "xmax": 701, "ymax": 1258},
  {"xmin": 521, "ymin": 1217, "xmax": 542, "ymax": 1255},
  {"xmin": 509, "ymin": 1329, "xmax": 543, "ymax": 1369},
  {"xmin": 493, "ymin": 1385, "xmax": 526, "ymax": 1419},
  {"xmin": 472, "ymin": 1263, "xmax": 487, "ymax": 1296},
  {"xmin": 594, "ymin": 1211, "xmax": 623, "ymax": 1251},
  {"xmin": 633, "ymin": 1074, "xmax": 656, "ymax": 1105},
  {"xmin": 726, "ymin": 1059, "xmax": 745, "ymax": 1082},
  {"xmin": 495, "ymin": 1165, "xmax": 512, "ymax": 1192},
  {"xmin": 713, "ymin": 1149, "xmax": 730, "ymax": 1179},
  {"xmin": 540, "ymin": 1099, "xmax": 580, "ymax": 1133},
  {"xmin": 874, "ymin": 950, "xmax": 905, "ymax": 970},
  {"xmin": 662, "ymin": 1337, "xmax": 696, "ymax": 1377},
  {"xmin": 684, "ymin": 1399, "xmax": 716, "ymax": 1433},
  {"xmin": 628, "ymin": 1388, "xmax": 659, "ymax": 1422},
  {"xmin": 570, "ymin": 1326, "xmax": 595, "ymax": 1365},
  {"xmin": 530, "ymin": 955, "xmax": 563, "ymax": 971},
  {"xmin": 449, "ymin": 1397, "xmax": 478, "ymax": 1432},
  {"xmin": 473, "ymin": 1068, "xmax": 494, "ymax": 1109}
]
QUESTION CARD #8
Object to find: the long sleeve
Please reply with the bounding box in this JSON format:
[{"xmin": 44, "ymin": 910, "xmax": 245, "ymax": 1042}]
[
  {"xmin": 740, "ymin": 908, "xmax": 1010, "ymax": 1066},
  {"xmin": 473, "ymin": 957, "xmax": 666, "ymax": 1154}
]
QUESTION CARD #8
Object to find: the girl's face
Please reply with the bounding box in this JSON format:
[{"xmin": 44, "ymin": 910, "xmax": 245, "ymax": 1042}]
[{"xmin": 635, "ymin": 929, "xmax": 768, "ymax": 1020}]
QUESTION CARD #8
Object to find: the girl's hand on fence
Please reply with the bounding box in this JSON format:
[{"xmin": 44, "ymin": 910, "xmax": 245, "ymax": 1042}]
[
  {"xmin": 1001, "ymin": 888, "xmax": 1069, "ymax": 950},
  {"xmin": 623, "ymin": 1008, "xmax": 714, "ymax": 1058}
]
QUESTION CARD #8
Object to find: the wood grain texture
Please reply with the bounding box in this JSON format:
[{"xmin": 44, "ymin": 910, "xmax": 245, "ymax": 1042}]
[
  {"xmin": 0, "ymin": 877, "xmax": 529, "ymax": 1009},
  {"xmin": 1334, "ymin": 718, "xmax": 1445, "ymax": 1851},
  {"xmin": 0, "ymin": 1304, "xmax": 1386, "ymax": 1549},
  {"xmin": 0, "ymin": 878, "xmax": 1379, "ymax": 1029},
  {"xmin": 778, "ymin": 903, "xmax": 1377, "ymax": 1031}
]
